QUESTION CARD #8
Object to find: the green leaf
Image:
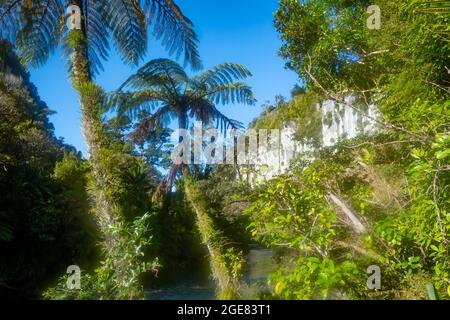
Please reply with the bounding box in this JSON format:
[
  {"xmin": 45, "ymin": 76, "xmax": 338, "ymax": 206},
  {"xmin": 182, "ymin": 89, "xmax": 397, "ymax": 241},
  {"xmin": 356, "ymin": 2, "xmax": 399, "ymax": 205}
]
[
  {"xmin": 274, "ymin": 282, "xmax": 285, "ymax": 295},
  {"xmin": 430, "ymin": 245, "xmax": 439, "ymax": 252},
  {"xmin": 435, "ymin": 149, "xmax": 450, "ymax": 160}
]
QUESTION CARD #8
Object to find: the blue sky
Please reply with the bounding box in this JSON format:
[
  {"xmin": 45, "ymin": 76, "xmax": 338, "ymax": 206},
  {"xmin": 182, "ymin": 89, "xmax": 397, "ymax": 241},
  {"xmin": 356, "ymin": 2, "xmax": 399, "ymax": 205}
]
[{"xmin": 29, "ymin": 0, "xmax": 298, "ymax": 155}]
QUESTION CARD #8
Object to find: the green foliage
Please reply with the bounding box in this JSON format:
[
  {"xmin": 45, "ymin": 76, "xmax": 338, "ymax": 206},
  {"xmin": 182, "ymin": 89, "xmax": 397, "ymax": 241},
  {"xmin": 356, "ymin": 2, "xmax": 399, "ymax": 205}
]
[
  {"xmin": 96, "ymin": 149, "xmax": 153, "ymax": 222},
  {"xmin": 133, "ymin": 123, "xmax": 174, "ymax": 172},
  {"xmin": 413, "ymin": 0, "xmax": 450, "ymax": 15},
  {"xmin": 271, "ymin": 257, "xmax": 364, "ymax": 300},
  {"xmin": 251, "ymin": 92, "xmax": 323, "ymax": 148},
  {"xmin": 275, "ymin": 0, "xmax": 375, "ymax": 92},
  {"xmin": 0, "ymin": 42, "xmax": 96, "ymax": 298},
  {"xmin": 151, "ymin": 188, "xmax": 208, "ymax": 276},
  {"xmin": 195, "ymin": 165, "xmax": 253, "ymax": 245},
  {"xmin": 412, "ymin": 0, "xmax": 450, "ymax": 39},
  {"xmin": 0, "ymin": 219, "xmax": 13, "ymax": 242},
  {"xmin": 223, "ymin": 247, "xmax": 244, "ymax": 280},
  {"xmin": 52, "ymin": 153, "xmax": 99, "ymax": 267},
  {"xmin": 0, "ymin": 40, "xmax": 162, "ymax": 300},
  {"xmin": 106, "ymin": 59, "xmax": 256, "ymax": 300},
  {"xmin": 254, "ymin": 0, "xmax": 450, "ymax": 300},
  {"xmin": 375, "ymin": 132, "xmax": 450, "ymax": 295},
  {"xmin": 245, "ymin": 172, "xmax": 336, "ymax": 254},
  {"xmin": 43, "ymin": 213, "xmax": 160, "ymax": 300},
  {"xmin": 2, "ymin": 0, "xmax": 449, "ymax": 302},
  {"xmin": 66, "ymin": 31, "xmax": 87, "ymax": 50},
  {"xmin": 73, "ymin": 80, "xmax": 160, "ymax": 300},
  {"xmin": 243, "ymin": 156, "xmax": 372, "ymax": 299},
  {"xmin": 0, "ymin": 0, "xmax": 204, "ymax": 301},
  {"xmin": 275, "ymin": 0, "xmax": 449, "ymax": 133},
  {"xmin": 244, "ymin": 131, "xmax": 450, "ymax": 298}
]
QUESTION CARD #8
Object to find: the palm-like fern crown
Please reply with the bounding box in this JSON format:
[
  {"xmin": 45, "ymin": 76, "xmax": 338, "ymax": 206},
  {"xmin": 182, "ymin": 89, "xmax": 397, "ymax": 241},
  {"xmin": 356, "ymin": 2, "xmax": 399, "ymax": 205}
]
[
  {"xmin": 0, "ymin": 0, "xmax": 201, "ymax": 74},
  {"xmin": 108, "ymin": 59, "xmax": 256, "ymax": 138}
]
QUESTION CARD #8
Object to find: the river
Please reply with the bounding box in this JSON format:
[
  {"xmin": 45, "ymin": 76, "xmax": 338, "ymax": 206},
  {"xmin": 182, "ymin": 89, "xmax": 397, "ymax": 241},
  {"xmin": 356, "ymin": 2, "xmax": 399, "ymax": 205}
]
[{"xmin": 145, "ymin": 247, "xmax": 276, "ymax": 300}]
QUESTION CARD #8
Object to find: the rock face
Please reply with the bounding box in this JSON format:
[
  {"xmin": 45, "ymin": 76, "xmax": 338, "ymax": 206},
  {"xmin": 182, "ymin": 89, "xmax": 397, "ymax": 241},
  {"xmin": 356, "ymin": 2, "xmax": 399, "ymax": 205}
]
[
  {"xmin": 321, "ymin": 98, "xmax": 377, "ymax": 148},
  {"xmin": 245, "ymin": 98, "xmax": 378, "ymax": 183}
]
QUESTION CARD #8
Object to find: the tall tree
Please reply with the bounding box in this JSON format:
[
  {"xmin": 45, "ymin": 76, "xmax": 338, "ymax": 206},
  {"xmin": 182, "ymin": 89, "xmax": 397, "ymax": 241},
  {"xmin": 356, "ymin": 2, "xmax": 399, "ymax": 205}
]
[
  {"xmin": 0, "ymin": 0, "xmax": 201, "ymax": 298},
  {"xmin": 109, "ymin": 59, "xmax": 254, "ymax": 141},
  {"xmin": 108, "ymin": 58, "xmax": 255, "ymax": 298}
]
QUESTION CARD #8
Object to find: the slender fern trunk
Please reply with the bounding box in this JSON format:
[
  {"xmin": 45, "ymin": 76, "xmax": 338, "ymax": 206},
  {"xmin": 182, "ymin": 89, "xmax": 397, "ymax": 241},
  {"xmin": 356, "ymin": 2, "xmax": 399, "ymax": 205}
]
[
  {"xmin": 183, "ymin": 177, "xmax": 240, "ymax": 299},
  {"xmin": 177, "ymin": 114, "xmax": 240, "ymax": 299},
  {"xmin": 69, "ymin": 0, "xmax": 119, "ymax": 243},
  {"xmin": 68, "ymin": 0, "xmax": 141, "ymax": 299}
]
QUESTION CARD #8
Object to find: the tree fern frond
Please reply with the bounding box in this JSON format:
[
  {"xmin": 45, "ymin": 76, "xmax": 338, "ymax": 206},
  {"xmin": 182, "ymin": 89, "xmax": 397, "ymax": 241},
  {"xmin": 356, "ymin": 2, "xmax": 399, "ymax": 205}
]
[
  {"xmin": 0, "ymin": 40, "xmax": 20, "ymax": 71},
  {"xmin": 136, "ymin": 58, "xmax": 187, "ymax": 79},
  {"xmin": 106, "ymin": 89, "xmax": 166, "ymax": 120},
  {"xmin": 6, "ymin": 0, "xmax": 64, "ymax": 66},
  {"xmin": 85, "ymin": 0, "xmax": 110, "ymax": 74},
  {"xmin": 1, "ymin": 0, "xmax": 200, "ymax": 75},
  {"xmin": 120, "ymin": 58, "xmax": 187, "ymax": 90},
  {"xmin": 205, "ymin": 82, "xmax": 257, "ymax": 106},
  {"xmin": 210, "ymin": 105, "xmax": 244, "ymax": 132},
  {"xmin": 103, "ymin": 0, "xmax": 147, "ymax": 65},
  {"xmin": 143, "ymin": 0, "xmax": 202, "ymax": 70},
  {"xmin": 130, "ymin": 104, "xmax": 176, "ymax": 142},
  {"xmin": 192, "ymin": 63, "xmax": 253, "ymax": 89},
  {"xmin": 0, "ymin": 0, "xmax": 25, "ymax": 43},
  {"xmin": 189, "ymin": 99, "xmax": 244, "ymax": 132}
]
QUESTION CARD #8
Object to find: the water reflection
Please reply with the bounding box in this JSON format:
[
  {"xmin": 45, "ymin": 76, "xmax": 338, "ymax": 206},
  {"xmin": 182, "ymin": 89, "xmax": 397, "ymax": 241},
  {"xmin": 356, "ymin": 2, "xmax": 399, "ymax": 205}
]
[{"xmin": 145, "ymin": 247, "xmax": 277, "ymax": 300}]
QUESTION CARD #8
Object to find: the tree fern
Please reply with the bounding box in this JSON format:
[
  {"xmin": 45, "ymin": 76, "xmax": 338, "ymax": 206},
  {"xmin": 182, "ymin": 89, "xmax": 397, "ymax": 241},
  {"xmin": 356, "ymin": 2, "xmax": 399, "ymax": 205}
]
[
  {"xmin": 0, "ymin": 0, "xmax": 64, "ymax": 66},
  {"xmin": 0, "ymin": 0, "xmax": 201, "ymax": 73},
  {"xmin": 108, "ymin": 58, "xmax": 256, "ymax": 138},
  {"xmin": 108, "ymin": 59, "xmax": 254, "ymax": 300},
  {"xmin": 145, "ymin": 0, "xmax": 202, "ymax": 69}
]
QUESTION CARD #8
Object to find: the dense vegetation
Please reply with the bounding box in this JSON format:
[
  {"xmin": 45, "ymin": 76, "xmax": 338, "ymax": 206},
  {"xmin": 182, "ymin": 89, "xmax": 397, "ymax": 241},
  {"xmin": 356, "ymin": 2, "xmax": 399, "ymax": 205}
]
[
  {"xmin": 242, "ymin": 0, "xmax": 450, "ymax": 299},
  {"xmin": 0, "ymin": 41, "xmax": 97, "ymax": 298},
  {"xmin": 1, "ymin": 0, "xmax": 449, "ymax": 300}
]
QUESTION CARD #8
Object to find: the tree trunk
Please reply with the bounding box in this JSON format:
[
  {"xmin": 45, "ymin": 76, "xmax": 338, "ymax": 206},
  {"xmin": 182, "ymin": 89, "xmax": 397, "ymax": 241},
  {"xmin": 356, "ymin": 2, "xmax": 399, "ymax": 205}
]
[
  {"xmin": 68, "ymin": 0, "xmax": 141, "ymax": 299},
  {"xmin": 177, "ymin": 115, "xmax": 240, "ymax": 299},
  {"xmin": 183, "ymin": 176, "xmax": 240, "ymax": 300},
  {"xmin": 69, "ymin": 0, "xmax": 120, "ymax": 242},
  {"xmin": 327, "ymin": 192, "xmax": 366, "ymax": 233}
]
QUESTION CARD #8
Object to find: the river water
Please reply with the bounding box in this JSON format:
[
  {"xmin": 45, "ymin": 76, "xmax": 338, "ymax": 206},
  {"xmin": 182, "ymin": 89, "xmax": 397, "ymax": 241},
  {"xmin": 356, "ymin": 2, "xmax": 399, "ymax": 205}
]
[{"xmin": 145, "ymin": 247, "xmax": 276, "ymax": 300}]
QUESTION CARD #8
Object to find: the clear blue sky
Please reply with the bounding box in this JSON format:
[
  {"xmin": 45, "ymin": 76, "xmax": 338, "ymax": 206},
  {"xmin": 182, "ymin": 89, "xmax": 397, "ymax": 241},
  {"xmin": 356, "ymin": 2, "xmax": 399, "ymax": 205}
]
[{"xmin": 29, "ymin": 0, "xmax": 298, "ymax": 155}]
